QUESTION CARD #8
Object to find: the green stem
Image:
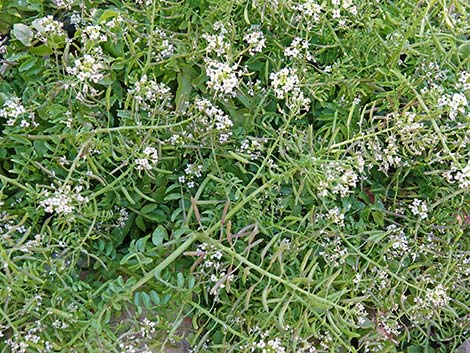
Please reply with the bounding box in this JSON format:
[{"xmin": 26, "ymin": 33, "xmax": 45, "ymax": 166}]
[
  {"xmin": 198, "ymin": 233, "xmax": 349, "ymax": 312},
  {"xmin": 0, "ymin": 173, "xmax": 32, "ymax": 192},
  {"xmin": 190, "ymin": 301, "xmax": 250, "ymax": 341},
  {"xmin": 130, "ymin": 233, "xmax": 197, "ymax": 292}
]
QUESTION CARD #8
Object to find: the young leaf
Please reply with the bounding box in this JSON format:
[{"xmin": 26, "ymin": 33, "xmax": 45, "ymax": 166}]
[
  {"xmin": 13, "ymin": 24, "xmax": 33, "ymax": 46},
  {"xmin": 152, "ymin": 225, "xmax": 168, "ymax": 246}
]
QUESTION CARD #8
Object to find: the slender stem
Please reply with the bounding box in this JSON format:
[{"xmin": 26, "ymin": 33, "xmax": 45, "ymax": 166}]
[
  {"xmin": 0, "ymin": 173, "xmax": 32, "ymax": 192},
  {"xmin": 130, "ymin": 233, "xmax": 197, "ymax": 292},
  {"xmin": 199, "ymin": 233, "xmax": 349, "ymax": 312}
]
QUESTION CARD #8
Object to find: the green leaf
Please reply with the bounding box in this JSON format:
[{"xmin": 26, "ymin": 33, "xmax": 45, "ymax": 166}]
[
  {"xmin": 149, "ymin": 290, "xmax": 160, "ymax": 305},
  {"xmin": 164, "ymin": 193, "xmax": 181, "ymax": 201},
  {"xmin": 135, "ymin": 215, "xmax": 146, "ymax": 231},
  {"xmin": 152, "ymin": 225, "xmax": 168, "ymax": 246},
  {"xmin": 175, "ymin": 72, "xmax": 192, "ymax": 113},
  {"xmin": 19, "ymin": 56, "xmax": 37, "ymax": 72},
  {"xmin": 371, "ymin": 210, "xmax": 384, "ymax": 226},
  {"xmin": 141, "ymin": 203, "xmax": 158, "ymax": 214},
  {"xmin": 173, "ymin": 228, "xmax": 190, "ymax": 239},
  {"xmin": 162, "ymin": 293, "xmax": 171, "ymax": 304},
  {"xmin": 141, "ymin": 292, "xmax": 151, "ymax": 308},
  {"xmin": 177, "ymin": 272, "xmax": 184, "ymax": 288},
  {"xmin": 98, "ymin": 9, "xmax": 118, "ymax": 23},
  {"xmin": 188, "ymin": 275, "xmax": 195, "ymax": 289},
  {"xmin": 458, "ymin": 42, "xmax": 470, "ymax": 59},
  {"xmin": 13, "ymin": 24, "xmax": 33, "ymax": 46},
  {"xmin": 29, "ymin": 45, "xmax": 53, "ymax": 56},
  {"xmin": 136, "ymin": 235, "xmax": 149, "ymax": 252},
  {"xmin": 134, "ymin": 292, "xmax": 141, "ymax": 307}
]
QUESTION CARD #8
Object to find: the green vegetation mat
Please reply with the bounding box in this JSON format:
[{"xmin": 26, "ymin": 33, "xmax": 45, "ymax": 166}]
[{"xmin": 1, "ymin": 0, "xmax": 470, "ymax": 352}]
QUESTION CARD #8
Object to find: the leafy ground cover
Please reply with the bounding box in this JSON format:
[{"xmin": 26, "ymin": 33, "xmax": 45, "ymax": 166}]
[{"xmin": 1, "ymin": 0, "xmax": 470, "ymax": 352}]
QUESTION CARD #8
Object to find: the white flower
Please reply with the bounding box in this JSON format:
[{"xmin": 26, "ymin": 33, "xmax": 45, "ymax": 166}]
[
  {"xmin": 328, "ymin": 207, "xmax": 345, "ymax": 226},
  {"xmin": 205, "ymin": 59, "xmax": 240, "ymax": 97},
  {"xmin": 295, "ymin": 0, "xmax": 323, "ymax": 22},
  {"xmin": 66, "ymin": 53, "xmax": 105, "ymax": 83},
  {"xmin": 0, "ymin": 98, "xmax": 38, "ymax": 129},
  {"xmin": 457, "ymin": 71, "xmax": 470, "ymax": 91},
  {"xmin": 438, "ymin": 92, "xmax": 468, "ymax": 120},
  {"xmin": 135, "ymin": 146, "xmax": 159, "ymax": 171},
  {"xmin": 426, "ymin": 284, "xmax": 449, "ymax": 308},
  {"xmin": 39, "ymin": 184, "xmax": 88, "ymax": 215},
  {"xmin": 454, "ymin": 163, "xmax": 470, "ymax": 189},
  {"xmin": 270, "ymin": 67, "xmax": 299, "ymax": 99},
  {"xmin": 409, "ymin": 199, "xmax": 428, "ymax": 220},
  {"xmin": 129, "ymin": 75, "xmax": 172, "ymax": 110},
  {"xmin": 0, "ymin": 97, "xmax": 26, "ymax": 120},
  {"xmin": 202, "ymin": 31, "xmax": 229, "ymax": 57},
  {"xmin": 194, "ymin": 98, "xmax": 233, "ymax": 143},
  {"xmin": 240, "ymin": 137, "xmax": 267, "ymax": 160},
  {"xmin": 243, "ymin": 26, "xmax": 266, "ymax": 55},
  {"xmin": 53, "ymin": 0, "xmax": 75, "ymax": 9},
  {"xmin": 33, "ymin": 15, "xmax": 66, "ymax": 42},
  {"xmin": 82, "ymin": 25, "xmax": 107, "ymax": 43},
  {"xmin": 284, "ymin": 37, "xmax": 310, "ymax": 59},
  {"xmin": 135, "ymin": 0, "xmax": 153, "ymax": 5}
]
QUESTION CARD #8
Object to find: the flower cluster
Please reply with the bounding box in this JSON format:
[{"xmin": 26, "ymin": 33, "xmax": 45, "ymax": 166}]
[
  {"xmin": 409, "ymin": 198, "xmax": 428, "ymax": 220},
  {"xmin": 168, "ymin": 131, "xmax": 193, "ymax": 146},
  {"xmin": 202, "ymin": 22, "xmax": 230, "ymax": 57},
  {"xmin": 0, "ymin": 35, "xmax": 6, "ymax": 55},
  {"xmin": 270, "ymin": 67, "xmax": 299, "ymax": 100},
  {"xmin": 194, "ymin": 98, "xmax": 233, "ymax": 143},
  {"xmin": 66, "ymin": 52, "xmax": 105, "ymax": 83},
  {"xmin": 385, "ymin": 224, "xmax": 409, "ymax": 260},
  {"xmin": 33, "ymin": 15, "xmax": 66, "ymax": 43},
  {"xmin": 194, "ymin": 242, "xmax": 234, "ymax": 295},
  {"xmin": 153, "ymin": 28, "xmax": 176, "ymax": 60},
  {"xmin": 252, "ymin": 337, "xmax": 286, "ymax": 353},
  {"xmin": 330, "ymin": 0, "xmax": 358, "ymax": 22},
  {"xmin": 284, "ymin": 37, "xmax": 312, "ymax": 61},
  {"xmin": 135, "ymin": 146, "xmax": 159, "ymax": 172},
  {"xmin": 19, "ymin": 233, "xmax": 44, "ymax": 254},
  {"xmin": 115, "ymin": 207, "xmax": 129, "ymax": 227},
  {"xmin": 117, "ymin": 317, "xmax": 157, "ymax": 353},
  {"xmin": 179, "ymin": 163, "xmax": 203, "ymax": 188},
  {"xmin": 294, "ymin": 0, "xmax": 323, "ymax": 23},
  {"xmin": 247, "ymin": 328, "xmax": 287, "ymax": 353},
  {"xmin": 319, "ymin": 236, "xmax": 348, "ymax": 266},
  {"xmin": 412, "ymin": 284, "xmax": 450, "ymax": 321},
  {"xmin": 316, "ymin": 160, "xmax": 359, "ymax": 198},
  {"xmin": 128, "ymin": 75, "xmax": 172, "ymax": 110},
  {"xmin": 366, "ymin": 135, "xmax": 403, "ymax": 173},
  {"xmin": 0, "ymin": 97, "xmax": 37, "ymax": 128},
  {"xmin": 81, "ymin": 25, "xmax": 107, "ymax": 44},
  {"xmin": 425, "ymin": 284, "xmax": 450, "ymax": 308},
  {"xmin": 240, "ymin": 137, "xmax": 267, "ymax": 160},
  {"xmin": 39, "ymin": 184, "xmax": 88, "ymax": 215},
  {"xmin": 444, "ymin": 163, "xmax": 470, "ymax": 190},
  {"xmin": 354, "ymin": 302, "xmax": 368, "ymax": 326},
  {"xmin": 205, "ymin": 59, "xmax": 240, "ymax": 97},
  {"xmin": 394, "ymin": 112, "xmax": 431, "ymax": 156},
  {"xmin": 454, "ymin": 163, "xmax": 470, "ymax": 189},
  {"xmin": 53, "ymin": 0, "xmax": 75, "ymax": 9},
  {"xmin": 243, "ymin": 26, "xmax": 266, "ymax": 55},
  {"xmin": 457, "ymin": 70, "xmax": 470, "ymax": 91},
  {"xmin": 438, "ymin": 92, "xmax": 468, "ymax": 120},
  {"xmin": 270, "ymin": 67, "xmax": 311, "ymax": 111},
  {"xmin": 327, "ymin": 207, "xmax": 345, "ymax": 226},
  {"xmin": 197, "ymin": 243, "xmax": 223, "ymax": 271},
  {"xmin": 0, "ymin": 212, "xmax": 28, "ymax": 241}
]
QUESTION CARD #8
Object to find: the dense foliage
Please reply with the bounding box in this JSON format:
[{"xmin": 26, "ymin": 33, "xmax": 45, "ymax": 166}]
[{"xmin": 1, "ymin": 0, "xmax": 470, "ymax": 352}]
